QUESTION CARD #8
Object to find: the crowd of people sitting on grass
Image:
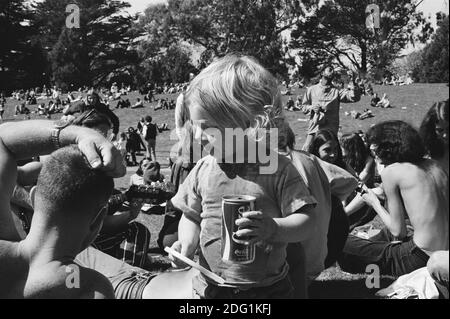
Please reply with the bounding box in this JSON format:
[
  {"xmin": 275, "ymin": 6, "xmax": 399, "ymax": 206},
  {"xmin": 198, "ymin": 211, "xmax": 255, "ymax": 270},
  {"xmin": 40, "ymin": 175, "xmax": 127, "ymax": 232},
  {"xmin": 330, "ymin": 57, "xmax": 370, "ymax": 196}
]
[
  {"xmin": 0, "ymin": 55, "xmax": 448, "ymax": 299},
  {"xmin": 382, "ymin": 74, "xmax": 415, "ymax": 86},
  {"xmin": 3, "ymin": 83, "xmax": 181, "ymax": 122}
]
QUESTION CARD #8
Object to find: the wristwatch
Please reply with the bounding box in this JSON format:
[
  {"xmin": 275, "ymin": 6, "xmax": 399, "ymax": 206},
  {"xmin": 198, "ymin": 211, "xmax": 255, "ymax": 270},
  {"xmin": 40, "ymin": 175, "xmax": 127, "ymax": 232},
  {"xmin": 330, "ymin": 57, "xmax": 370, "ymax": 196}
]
[{"xmin": 51, "ymin": 119, "xmax": 72, "ymax": 150}]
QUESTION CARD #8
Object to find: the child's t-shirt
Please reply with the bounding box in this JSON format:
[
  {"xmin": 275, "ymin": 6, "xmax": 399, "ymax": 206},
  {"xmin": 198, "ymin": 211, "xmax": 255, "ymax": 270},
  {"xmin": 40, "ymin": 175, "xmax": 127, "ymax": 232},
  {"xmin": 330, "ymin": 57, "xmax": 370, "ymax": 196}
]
[{"xmin": 171, "ymin": 154, "xmax": 317, "ymax": 289}]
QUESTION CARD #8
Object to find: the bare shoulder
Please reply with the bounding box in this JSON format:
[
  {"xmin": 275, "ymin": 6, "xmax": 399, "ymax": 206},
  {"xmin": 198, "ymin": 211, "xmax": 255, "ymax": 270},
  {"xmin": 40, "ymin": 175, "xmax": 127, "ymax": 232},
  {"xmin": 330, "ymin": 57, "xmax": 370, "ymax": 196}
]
[
  {"xmin": 78, "ymin": 267, "xmax": 115, "ymax": 299},
  {"xmin": 26, "ymin": 262, "xmax": 114, "ymax": 299},
  {"xmin": 381, "ymin": 162, "xmax": 417, "ymax": 181}
]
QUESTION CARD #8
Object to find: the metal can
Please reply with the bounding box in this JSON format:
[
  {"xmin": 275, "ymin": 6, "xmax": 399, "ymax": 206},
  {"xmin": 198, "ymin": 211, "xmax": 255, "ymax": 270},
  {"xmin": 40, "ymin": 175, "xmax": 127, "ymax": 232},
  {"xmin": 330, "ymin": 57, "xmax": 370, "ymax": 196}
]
[{"xmin": 221, "ymin": 195, "xmax": 256, "ymax": 264}]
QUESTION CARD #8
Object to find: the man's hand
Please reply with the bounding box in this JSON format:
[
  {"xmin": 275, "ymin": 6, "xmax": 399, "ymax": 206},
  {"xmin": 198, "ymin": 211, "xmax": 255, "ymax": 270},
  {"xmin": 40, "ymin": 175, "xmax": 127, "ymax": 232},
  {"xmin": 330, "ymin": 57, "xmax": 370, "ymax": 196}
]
[
  {"xmin": 361, "ymin": 186, "xmax": 381, "ymax": 208},
  {"xmin": 76, "ymin": 130, "xmax": 126, "ymax": 178},
  {"xmin": 234, "ymin": 211, "xmax": 278, "ymax": 244}
]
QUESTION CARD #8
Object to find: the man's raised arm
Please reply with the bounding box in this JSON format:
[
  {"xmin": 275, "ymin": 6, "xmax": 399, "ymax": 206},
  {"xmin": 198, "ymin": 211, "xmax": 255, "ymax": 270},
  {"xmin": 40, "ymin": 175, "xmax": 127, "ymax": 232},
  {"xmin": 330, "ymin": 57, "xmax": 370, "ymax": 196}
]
[
  {"xmin": 0, "ymin": 120, "xmax": 125, "ymax": 177},
  {"xmin": 0, "ymin": 120, "xmax": 126, "ymax": 241}
]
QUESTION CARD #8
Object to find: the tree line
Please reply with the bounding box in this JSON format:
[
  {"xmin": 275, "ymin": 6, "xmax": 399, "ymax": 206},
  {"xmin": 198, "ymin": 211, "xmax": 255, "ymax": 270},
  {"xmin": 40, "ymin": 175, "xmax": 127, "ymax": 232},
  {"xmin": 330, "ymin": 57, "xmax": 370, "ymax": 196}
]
[{"xmin": 0, "ymin": 0, "xmax": 446, "ymax": 93}]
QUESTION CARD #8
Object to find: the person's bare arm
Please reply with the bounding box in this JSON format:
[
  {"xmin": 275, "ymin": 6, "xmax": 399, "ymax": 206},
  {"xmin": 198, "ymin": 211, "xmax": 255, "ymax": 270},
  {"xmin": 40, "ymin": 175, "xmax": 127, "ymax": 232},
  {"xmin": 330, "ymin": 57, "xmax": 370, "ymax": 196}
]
[
  {"xmin": 169, "ymin": 214, "xmax": 200, "ymax": 268},
  {"xmin": 344, "ymin": 194, "xmax": 366, "ymax": 216},
  {"xmin": 0, "ymin": 120, "xmax": 126, "ymax": 241},
  {"xmin": 362, "ymin": 170, "xmax": 407, "ymax": 239},
  {"xmin": 17, "ymin": 161, "xmax": 42, "ymax": 186},
  {"xmin": 0, "ymin": 120, "xmax": 125, "ymax": 177},
  {"xmin": 359, "ymin": 157, "xmax": 374, "ymax": 184},
  {"xmin": 0, "ymin": 141, "xmax": 21, "ymax": 241}
]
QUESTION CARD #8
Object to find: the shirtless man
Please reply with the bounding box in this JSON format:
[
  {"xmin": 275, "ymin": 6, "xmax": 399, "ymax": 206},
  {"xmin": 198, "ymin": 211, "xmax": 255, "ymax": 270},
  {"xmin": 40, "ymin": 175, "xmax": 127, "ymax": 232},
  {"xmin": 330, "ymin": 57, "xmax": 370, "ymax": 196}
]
[
  {"xmin": 0, "ymin": 120, "xmax": 126, "ymax": 298},
  {"xmin": 338, "ymin": 121, "xmax": 449, "ymax": 277}
]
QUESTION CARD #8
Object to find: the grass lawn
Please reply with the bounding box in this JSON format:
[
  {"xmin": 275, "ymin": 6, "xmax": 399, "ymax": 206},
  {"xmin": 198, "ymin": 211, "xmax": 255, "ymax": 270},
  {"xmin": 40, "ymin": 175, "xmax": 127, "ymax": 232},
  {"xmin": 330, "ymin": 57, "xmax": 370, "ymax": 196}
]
[{"xmin": 2, "ymin": 83, "xmax": 448, "ymax": 298}]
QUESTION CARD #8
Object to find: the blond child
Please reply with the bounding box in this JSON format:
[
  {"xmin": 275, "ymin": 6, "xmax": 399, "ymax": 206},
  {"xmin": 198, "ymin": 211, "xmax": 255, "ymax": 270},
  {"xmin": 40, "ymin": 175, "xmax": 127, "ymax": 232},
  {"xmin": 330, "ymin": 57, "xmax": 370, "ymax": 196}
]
[{"xmin": 168, "ymin": 55, "xmax": 317, "ymax": 299}]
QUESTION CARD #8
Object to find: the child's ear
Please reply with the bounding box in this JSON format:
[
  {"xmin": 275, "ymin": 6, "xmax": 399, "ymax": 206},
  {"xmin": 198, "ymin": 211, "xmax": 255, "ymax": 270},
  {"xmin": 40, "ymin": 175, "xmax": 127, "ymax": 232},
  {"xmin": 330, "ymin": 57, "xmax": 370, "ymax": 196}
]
[{"xmin": 29, "ymin": 186, "xmax": 37, "ymax": 209}]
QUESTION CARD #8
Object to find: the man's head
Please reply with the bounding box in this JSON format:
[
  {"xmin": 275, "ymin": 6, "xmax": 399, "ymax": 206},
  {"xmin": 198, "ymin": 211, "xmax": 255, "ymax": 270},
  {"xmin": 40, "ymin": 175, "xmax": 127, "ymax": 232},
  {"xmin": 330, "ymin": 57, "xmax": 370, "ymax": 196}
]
[
  {"xmin": 145, "ymin": 116, "xmax": 152, "ymax": 123},
  {"xmin": 367, "ymin": 120, "xmax": 426, "ymax": 166},
  {"xmin": 322, "ymin": 66, "xmax": 336, "ymax": 83},
  {"xmin": 32, "ymin": 146, "xmax": 114, "ymax": 250}
]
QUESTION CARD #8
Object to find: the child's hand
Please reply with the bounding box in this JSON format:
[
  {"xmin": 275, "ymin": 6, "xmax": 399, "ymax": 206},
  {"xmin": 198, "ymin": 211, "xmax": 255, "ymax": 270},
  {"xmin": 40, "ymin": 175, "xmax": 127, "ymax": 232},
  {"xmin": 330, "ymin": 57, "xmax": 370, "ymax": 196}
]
[
  {"xmin": 235, "ymin": 211, "xmax": 278, "ymax": 244},
  {"xmin": 168, "ymin": 241, "xmax": 194, "ymax": 269}
]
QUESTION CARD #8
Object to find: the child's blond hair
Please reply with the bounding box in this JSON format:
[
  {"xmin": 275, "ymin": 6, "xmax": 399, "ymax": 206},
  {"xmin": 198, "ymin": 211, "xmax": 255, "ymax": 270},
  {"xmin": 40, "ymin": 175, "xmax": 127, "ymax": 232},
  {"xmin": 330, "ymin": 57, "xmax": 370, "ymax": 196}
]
[{"xmin": 184, "ymin": 54, "xmax": 283, "ymax": 136}]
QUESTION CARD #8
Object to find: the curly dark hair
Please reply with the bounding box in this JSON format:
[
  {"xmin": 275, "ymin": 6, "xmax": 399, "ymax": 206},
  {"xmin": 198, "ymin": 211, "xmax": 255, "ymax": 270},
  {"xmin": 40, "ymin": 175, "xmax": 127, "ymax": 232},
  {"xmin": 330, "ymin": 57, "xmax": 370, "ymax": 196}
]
[
  {"xmin": 419, "ymin": 100, "xmax": 449, "ymax": 159},
  {"xmin": 366, "ymin": 121, "xmax": 426, "ymax": 165},
  {"xmin": 340, "ymin": 132, "xmax": 370, "ymax": 174},
  {"xmin": 308, "ymin": 129, "xmax": 346, "ymax": 169}
]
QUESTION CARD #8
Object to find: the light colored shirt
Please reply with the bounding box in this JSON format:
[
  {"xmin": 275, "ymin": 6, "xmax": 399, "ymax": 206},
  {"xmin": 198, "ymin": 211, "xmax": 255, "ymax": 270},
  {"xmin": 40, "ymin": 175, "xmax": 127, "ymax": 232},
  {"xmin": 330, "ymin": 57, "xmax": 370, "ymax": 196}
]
[
  {"xmin": 171, "ymin": 154, "xmax": 317, "ymax": 288},
  {"xmin": 129, "ymin": 174, "xmax": 144, "ymax": 186},
  {"xmin": 302, "ymin": 82, "xmax": 360, "ymax": 135},
  {"xmin": 289, "ymin": 150, "xmax": 357, "ymax": 279}
]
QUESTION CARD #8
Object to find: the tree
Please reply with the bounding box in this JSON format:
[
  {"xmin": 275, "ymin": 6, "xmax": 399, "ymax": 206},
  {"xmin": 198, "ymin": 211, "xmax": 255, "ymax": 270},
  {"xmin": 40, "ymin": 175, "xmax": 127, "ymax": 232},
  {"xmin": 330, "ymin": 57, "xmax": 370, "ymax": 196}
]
[
  {"xmin": 0, "ymin": 0, "xmax": 47, "ymax": 91},
  {"xmin": 289, "ymin": 0, "xmax": 433, "ymax": 78},
  {"xmin": 34, "ymin": 0, "xmax": 140, "ymax": 89},
  {"xmin": 412, "ymin": 14, "xmax": 449, "ymax": 83},
  {"xmin": 136, "ymin": 0, "xmax": 320, "ymax": 77}
]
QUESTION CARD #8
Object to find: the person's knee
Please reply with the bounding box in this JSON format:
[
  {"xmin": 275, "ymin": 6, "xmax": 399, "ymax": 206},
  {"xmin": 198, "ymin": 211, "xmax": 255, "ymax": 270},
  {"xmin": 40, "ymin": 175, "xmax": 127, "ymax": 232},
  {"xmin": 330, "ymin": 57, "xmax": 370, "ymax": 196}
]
[{"xmin": 427, "ymin": 251, "xmax": 449, "ymax": 280}]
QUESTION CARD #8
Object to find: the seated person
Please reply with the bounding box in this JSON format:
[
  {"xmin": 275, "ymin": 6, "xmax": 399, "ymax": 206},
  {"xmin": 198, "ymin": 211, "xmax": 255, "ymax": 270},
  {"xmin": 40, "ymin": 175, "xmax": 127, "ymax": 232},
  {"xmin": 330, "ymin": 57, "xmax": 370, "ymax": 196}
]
[
  {"xmin": 0, "ymin": 119, "xmax": 126, "ymax": 298},
  {"xmin": 115, "ymin": 98, "xmax": 127, "ymax": 109},
  {"xmin": 285, "ymin": 96, "xmax": 295, "ymax": 111},
  {"xmin": 338, "ymin": 121, "xmax": 449, "ymax": 277},
  {"xmin": 370, "ymin": 93, "xmax": 380, "ymax": 107},
  {"xmin": 276, "ymin": 120, "xmax": 357, "ymax": 298},
  {"xmin": 3, "ymin": 125, "xmax": 196, "ymax": 299},
  {"xmin": 14, "ymin": 103, "xmax": 30, "ymax": 116},
  {"xmin": 130, "ymin": 158, "xmax": 152, "ymax": 186},
  {"xmin": 294, "ymin": 95, "xmax": 303, "ymax": 111},
  {"xmin": 37, "ymin": 103, "xmax": 47, "ymax": 116},
  {"xmin": 377, "ymin": 93, "xmax": 391, "ymax": 108},
  {"xmin": 92, "ymin": 187, "xmax": 151, "ymax": 269},
  {"xmin": 48, "ymin": 101, "xmax": 57, "ymax": 114},
  {"xmin": 131, "ymin": 98, "xmax": 144, "ymax": 109},
  {"xmin": 143, "ymin": 161, "xmax": 165, "ymax": 184},
  {"xmin": 427, "ymin": 251, "xmax": 449, "ymax": 299}
]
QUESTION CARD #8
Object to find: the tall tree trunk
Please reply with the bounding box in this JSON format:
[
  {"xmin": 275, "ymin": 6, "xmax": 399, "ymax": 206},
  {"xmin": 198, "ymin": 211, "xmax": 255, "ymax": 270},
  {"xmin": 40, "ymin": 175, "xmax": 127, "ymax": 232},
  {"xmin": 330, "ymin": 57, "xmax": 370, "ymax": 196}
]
[{"xmin": 360, "ymin": 41, "xmax": 367, "ymax": 74}]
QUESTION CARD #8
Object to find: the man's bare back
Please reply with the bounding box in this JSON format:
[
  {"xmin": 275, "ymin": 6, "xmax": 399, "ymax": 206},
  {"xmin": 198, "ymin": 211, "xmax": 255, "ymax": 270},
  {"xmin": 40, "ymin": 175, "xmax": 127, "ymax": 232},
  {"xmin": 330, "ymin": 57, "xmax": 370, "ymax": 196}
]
[
  {"xmin": 383, "ymin": 160, "xmax": 449, "ymax": 252},
  {"xmin": 0, "ymin": 241, "xmax": 114, "ymax": 299}
]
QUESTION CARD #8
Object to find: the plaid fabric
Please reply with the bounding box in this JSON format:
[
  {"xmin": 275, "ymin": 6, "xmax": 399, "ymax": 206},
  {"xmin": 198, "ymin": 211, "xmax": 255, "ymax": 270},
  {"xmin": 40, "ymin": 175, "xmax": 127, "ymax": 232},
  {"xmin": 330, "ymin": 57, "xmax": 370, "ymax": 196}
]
[{"xmin": 93, "ymin": 222, "xmax": 151, "ymax": 269}]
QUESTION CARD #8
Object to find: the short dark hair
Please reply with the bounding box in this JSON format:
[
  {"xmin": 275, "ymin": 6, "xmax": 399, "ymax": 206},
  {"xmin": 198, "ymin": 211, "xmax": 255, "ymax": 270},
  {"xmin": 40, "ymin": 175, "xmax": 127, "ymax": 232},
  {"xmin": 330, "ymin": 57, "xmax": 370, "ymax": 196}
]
[
  {"xmin": 419, "ymin": 100, "xmax": 449, "ymax": 159},
  {"xmin": 145, "ymin": 116, "xmax": 152, "ymax": 123},
  {"xmin": 36, "ymin": 146, "xmax": 114, "ymax": 218},
  {"xmin": 367, "ymin": 121, "xmax": 426, "ymax": 165}
]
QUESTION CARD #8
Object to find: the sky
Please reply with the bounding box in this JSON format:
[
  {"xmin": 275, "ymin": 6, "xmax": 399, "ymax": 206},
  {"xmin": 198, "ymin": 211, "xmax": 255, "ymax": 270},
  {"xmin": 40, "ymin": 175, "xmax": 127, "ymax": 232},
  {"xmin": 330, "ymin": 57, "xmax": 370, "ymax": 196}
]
[{"xmin": 125, "ymin": 0, "xmax": 167, "ymax": 14}]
